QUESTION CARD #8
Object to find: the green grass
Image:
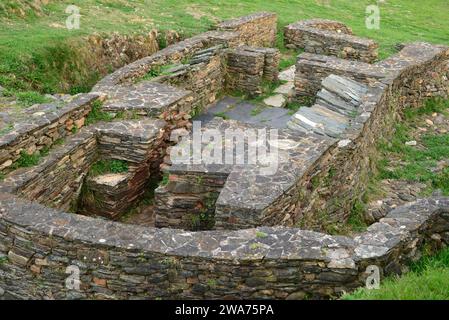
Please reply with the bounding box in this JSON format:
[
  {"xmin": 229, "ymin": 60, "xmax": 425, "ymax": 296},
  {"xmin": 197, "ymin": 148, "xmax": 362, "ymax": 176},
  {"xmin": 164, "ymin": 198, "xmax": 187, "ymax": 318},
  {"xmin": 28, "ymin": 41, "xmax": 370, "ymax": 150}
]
[
  {"xmin": 1, "ymin": 0, "xmax": 448, "ymax": 95},
  {"xmin": 343, "ymin": 247, "xmax": 449, "ymax": 300},
  {"xmin": 285, "ymin": 101, "xmax": 302, "ymax": 114},
  {"xmin": 377, "ymin": 99, "xmax": 449, "ymax": 195},
  {"xmin": 160, "ymin": 172, "xmax": 170, "ymax": 186},
  {"xmin": 213, "ymin": 112, "xmax": 229, "ymax": 120},
  {"xmin": 0, "ymin": 123, "xmax": 14, "ymax": 137},
  {"xmin": 15, "ymin": 150, "xmax": 41, "ymax": 168},
  {"xmin": 85, "ymin": 100, "xmax": 114, "ymax": 125},
  {"xmin": 89, "ymin": 159, "xmax": 129, "ymax": 176},
  {"xmin": 140, "ymin": 64, "xmax": 181, "ymax": 81},
  {"xmin": 15, "ymin": 90, "xmax": 52, "ymax": 106},
  {"xmin": 279, "ymin": 54, "xmax": 297, "ymax": 70}
]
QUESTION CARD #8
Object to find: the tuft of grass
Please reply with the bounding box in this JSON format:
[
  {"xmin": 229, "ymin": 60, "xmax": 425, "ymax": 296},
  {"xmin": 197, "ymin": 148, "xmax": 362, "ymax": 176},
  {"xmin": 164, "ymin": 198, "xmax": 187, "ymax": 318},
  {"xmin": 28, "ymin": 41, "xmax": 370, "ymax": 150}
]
[
  {"xmin": 89, "ymin": 159, "xmax": 129, "ymax": 176},
  {"xmin": 15, "ymin": 150, "xmax": 41, "ymax": 168},
  {"xmin": 140, "ymin": 64, "xmax": 181, "ymax": 81},
  {"xmin": 250, "ymin": 105, "xmax": 264, "ymax": 116},
  {"xmin": 347, "ymin": 199, "xmax": 368, "ymax": 232},
  {"xmin": 8, "ymin": 90, "xmax": 52, "ymax": 107},
  {"xmin": 160, "ymin": 172, "xmax": 170, "ymax": 186},
  {"xmin": 285, "ymin": 101, "xmax": 301, "ymax": 114},
  {"xmin": 0, "ymin": 123, "xmax": 14, "ymax": 136},
  {"xmin": 85, "ymin": 100, "xmax": 113, "ymax": 125},
  {"xmin": 279, "ymin": 54, "xmax": 296, "ymax": 70},
  {"xmin": 214, "ymin": 112, "xmax": 229, "ymax": 120},
  {"xmin": 256, "ymin": 231, "xmax": 268, "ymax": 238},
  {"xmin": 404, "ymin": 97, "xmax": 449, "ymax": 120}
]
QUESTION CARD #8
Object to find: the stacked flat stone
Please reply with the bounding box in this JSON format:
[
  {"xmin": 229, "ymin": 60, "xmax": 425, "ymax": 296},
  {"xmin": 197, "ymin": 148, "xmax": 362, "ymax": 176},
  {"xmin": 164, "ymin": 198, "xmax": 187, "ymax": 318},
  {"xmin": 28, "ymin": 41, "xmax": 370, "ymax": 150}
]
[
  {"xmin": 80, "ymin": 120, "xmax": 167, "ymax": 220},
  {"xmin": 238, "ymin": 46, "xmax": 280, "ymax": 81},
  {"xmin": 154, "ymin": 118, "xmax": 335, "ymax": 230},
  {"xmin": 288, "ymin": 75, "xmax": 369, "ymax": 138},
  {"xmin": 225, "ymin": 47, "xmax": 265, "ymax": 96},
  {"xmin": 0, "ymin": 128, "xmax": 97, "ymax": 211},
  {"xmin": 102, "ymin": 81, "xmax": 193, "ymax": 117},
  {"xmin": 295, "ymin": 52, "xmax": 386, "ymax": 98},
  {"xmin": 217, "ymin": 12, "xmax": 277, "ymax": 47},
  {"xmin": 225, "ymin": 46, "xmax": 281, "ymax": 96},
  {"xmin": 0, "ymin": 11, "xmax": 448, "ymax": 300},
  {"xmin": 96, "ymin": 119, "xmax": 167, "ymax": 164},
  {"xmin": 0, "ymin": 94, "xmax": 100, "ymax": 174},
  {"xmin": 284, "ymin": 19, "xmax": 379, "ymax": 63},
  {"xmin": 1, "ymin": 192, "xmax": 449, "ymax": 299},
  {"xmin": 158, "ymin": 49, "xmax": 225, "ymax": 112}
]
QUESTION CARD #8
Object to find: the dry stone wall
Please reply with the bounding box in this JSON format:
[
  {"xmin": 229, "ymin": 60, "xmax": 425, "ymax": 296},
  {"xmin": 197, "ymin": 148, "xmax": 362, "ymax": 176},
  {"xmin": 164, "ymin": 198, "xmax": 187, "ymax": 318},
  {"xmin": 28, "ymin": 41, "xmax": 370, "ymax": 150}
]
[
  {"xmin": 284, "ymin": 19, "xmax": 379, "ymax": 63},
  {"xmin": 217, "ymin": 12, "xmax": 277, "ymax": 47},
  {"xmin": 1, "ymin": 194, "xmax": 449, "ymax": 300},
  {"xmin": 0, "ymin": 94, "xmax": 101, "ymax": 174},
  {"xmin": 294, "ymin": 52, "xmax": 387, "ymax": 98},
  {"xmin": 288, "ymin": 42, "xmax": 449, "ymax": 228},
  {"xmin": 157, "ymin": 47, "xmax": 226, "ymax": 113},
  {"xmin": 80, "ymin": 120, "xmax": 168, "ymax": 220},
  {"xmin": 0, "ymin": 129, "xmax": 97, "ymax": 212},
  {"xmin": 225, "ymin": 46, "xmax": 280, "ymax": 96}
]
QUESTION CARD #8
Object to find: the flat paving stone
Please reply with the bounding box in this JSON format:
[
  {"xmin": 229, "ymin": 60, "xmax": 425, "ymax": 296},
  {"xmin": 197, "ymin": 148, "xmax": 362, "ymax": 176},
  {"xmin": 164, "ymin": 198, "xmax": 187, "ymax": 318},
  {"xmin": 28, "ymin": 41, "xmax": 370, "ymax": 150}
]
[
  {"xmin": 263, "ymin": 94, "xmax": 287, "ymax": 108},
  {"xmin": 194, "ymin": 97, "xmax": 290, "ymax": 129},
  {"xmin": 278, "ymin": 65, "xmax": 296, "ymax": 82},
  {"xmin": 274, "ymin": 82, "xmax": 294, "ymax": 96}
]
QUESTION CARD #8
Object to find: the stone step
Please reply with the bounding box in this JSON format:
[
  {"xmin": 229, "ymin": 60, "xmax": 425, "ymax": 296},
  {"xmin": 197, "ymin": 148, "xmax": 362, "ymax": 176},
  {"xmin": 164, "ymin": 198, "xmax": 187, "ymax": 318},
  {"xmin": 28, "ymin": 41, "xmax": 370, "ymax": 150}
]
[
  {"xmin": 316, "ymin": 89, "xmax": 358, "ymax": 113},
  {"xmin": 263, "ymin": 94, "xmax": 287, "ymax": 108},
  {"xmin": 288, "ymin": 107, "xmax": 348, "ymax": 137},
  {"xmin": 314, "ymin": 99, "xmax": 355, "ymax": 117},
  {"xmin": 278, "ymin": 65, "xmax": 296, "ymax": 82},
  {"xmin": 274, "ymin": 81, "xmax": 295, "ymax": 96},
  {"xmin": 321, "ymin": 74, "xmax": 368, "ymax": 105},
  {"xmin": 286, "ymin": 120, "xmax": 310, "ymax": 134},
  {"xmin": 310, "ymin": 104, "xmax": 349, "ymax": 124}
]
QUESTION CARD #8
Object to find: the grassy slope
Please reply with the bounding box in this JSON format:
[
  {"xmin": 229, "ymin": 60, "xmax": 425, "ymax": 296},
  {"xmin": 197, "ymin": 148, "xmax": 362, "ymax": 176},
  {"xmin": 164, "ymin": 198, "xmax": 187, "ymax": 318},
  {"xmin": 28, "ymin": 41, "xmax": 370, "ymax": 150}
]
[{"xmin": 1, "ymin": 0, "xmax": 448, "ymax": 94}]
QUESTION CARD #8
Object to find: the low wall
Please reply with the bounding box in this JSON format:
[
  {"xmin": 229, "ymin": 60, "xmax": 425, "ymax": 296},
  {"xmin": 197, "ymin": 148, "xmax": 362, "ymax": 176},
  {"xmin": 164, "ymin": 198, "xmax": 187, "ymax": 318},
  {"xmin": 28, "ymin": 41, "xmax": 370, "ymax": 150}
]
[
  {"xmin": 225, "ymin": 46, "xmax": 280, "ymax": 96},
  {"xmin": 294, "ymin": 52, "xmax": 386, "ymax": 98},
  {"xmin": 217, "ymin": 12, "xmax": 277, "ymax": 47},
  {"xmin": 80, "ymin": 119, "xmax": 168, "ymax": 219},
  {"xmin": 0, "ymin": 128, "xmax": 97, "ymax": 212},
  {"xmin": 158, "ymin": 47, "xmax": 226, "ymax": 113},
  {"xmin": 92, "ymin": 12, "xmax": 279, "ymax": 116},
  {"xmin": 0, "ymin": 94, "xmax": 100, "ymax": 174},
  {"xmin": 92, "ymin": 31, "xmax": 240, "ymax": 94},
  {"xmin": 292, "ymin": 43, "xmax": 449, "ymax": 229},
  {"xmin": 0, "ymin": 119, "xmax": 170, "ymax": 215},
  {"xmin": 0, "ymin": 193, "xmax": 448, "ymax": 300},
  {"xmin": 154, "ymin": 171, "xmax": 229, "ymax": 230},
  {"xmin": 284, "ymin": 19, "xmax": 378, "ymax": 63}
]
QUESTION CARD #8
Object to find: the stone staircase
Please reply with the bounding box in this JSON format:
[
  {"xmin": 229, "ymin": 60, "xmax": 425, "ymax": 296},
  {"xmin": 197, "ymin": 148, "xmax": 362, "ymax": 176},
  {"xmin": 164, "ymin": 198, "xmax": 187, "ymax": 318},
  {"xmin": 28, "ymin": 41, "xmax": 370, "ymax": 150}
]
[{"xmin": 287, "ymin": 74, "xmax": 368, "ymax": 137}]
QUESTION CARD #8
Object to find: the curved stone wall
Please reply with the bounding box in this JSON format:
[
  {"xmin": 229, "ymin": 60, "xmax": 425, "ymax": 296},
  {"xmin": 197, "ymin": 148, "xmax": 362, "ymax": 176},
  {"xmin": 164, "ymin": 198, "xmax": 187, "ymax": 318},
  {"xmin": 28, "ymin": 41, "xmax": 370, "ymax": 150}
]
[{"xmin": 0, "ymin": 193, "xmax": 448, "ymax": 299}]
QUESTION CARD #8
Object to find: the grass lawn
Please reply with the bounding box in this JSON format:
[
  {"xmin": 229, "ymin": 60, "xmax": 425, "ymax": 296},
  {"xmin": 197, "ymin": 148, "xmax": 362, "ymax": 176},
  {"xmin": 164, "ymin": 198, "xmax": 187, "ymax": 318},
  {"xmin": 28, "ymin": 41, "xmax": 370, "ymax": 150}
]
[
  {"xmin": 0, "ymin": 0, "xmax": 448, "ymax": 94},
  {"xmin": 343, "ymin": 247, "xmax": 449, "ymax": 300}
]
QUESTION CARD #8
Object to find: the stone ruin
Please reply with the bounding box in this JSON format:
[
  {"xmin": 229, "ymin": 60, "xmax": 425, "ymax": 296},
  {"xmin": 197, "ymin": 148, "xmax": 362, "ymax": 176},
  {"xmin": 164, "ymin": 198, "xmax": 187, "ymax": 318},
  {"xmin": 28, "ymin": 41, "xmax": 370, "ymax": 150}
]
[{"xmin": 0, "ymin": 12, "xmax": 448, "ymax": 300}]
